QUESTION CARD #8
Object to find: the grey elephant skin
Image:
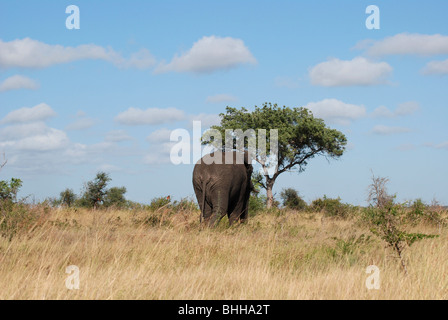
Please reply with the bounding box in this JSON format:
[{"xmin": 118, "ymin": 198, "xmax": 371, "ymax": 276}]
[{"xmin": 192, "ymin": 151, "xmax": 253, "ymax": 227}]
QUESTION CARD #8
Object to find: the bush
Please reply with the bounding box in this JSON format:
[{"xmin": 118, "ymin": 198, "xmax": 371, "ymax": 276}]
[
  {"xmin": 103, "ymin": 187, "xmax": 127, "ymax": 208},
  {"xmin": 59, "ymin": 188, "xmax": 77, "ymax": 207},
  {"xmin": 0, "ymin": 178, "xmax": 23, "ymax": 202},
  {"xmin": 363, "ymin": 174, "xmax": 440, "ymax": 274},
  {"xmin": 80, "ymin": 172, "xmax": 111, "ymax": 209},
  {"xmin": 405, "ymin": 198, "xmax": 446, "ymax": 226},
  {"xmin": 406, "ymin": 198, "xmax": 426, "ymax": 222},
  {"xmin": 0, "ymin": 201, "xmax": 46, "ymax": 240},
  {"xmin": 171, "ymin": 198, "xmax": 198, "ymax": 211},
  {"xmin": 149, "ymin": 196, "xmax": 171, "ymax": 210},
  {"xmin": 363, "ymin": 201, "xmax": 438, "ymax": 274},
  {"xmin": 249, "ymin": 193, "xmax": 266, "ymax": 215},
  {"xmin": 280, "ymin": 188, "xmax": 307, "ymax": 211},
  {"xmin": 75, "ymin": 172, "xmax": 128, "ymax": 209},
  {"xmin": 311, "ymin": 195, "xmax": 352, "ymax": 218},
  {"xmin": 367, "ymin": 174, "xmax": 395, "ymax": 209}
]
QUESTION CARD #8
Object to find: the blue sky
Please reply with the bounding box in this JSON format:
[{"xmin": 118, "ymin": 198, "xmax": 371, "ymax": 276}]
[{"xmin": 0, "ymin": 0, "xmax": 447, "ymax": 205}]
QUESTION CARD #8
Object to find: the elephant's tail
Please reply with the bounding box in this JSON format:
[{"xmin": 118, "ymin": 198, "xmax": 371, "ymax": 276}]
[{"xmin": 200, "ymin": 180, "xmax": 206, "ymax": 224}]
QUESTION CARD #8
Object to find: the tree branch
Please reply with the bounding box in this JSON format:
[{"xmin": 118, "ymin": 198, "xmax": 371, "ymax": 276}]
[
  {"xmin": 277, "ymin": 148, "xmax": 324, "ymax": 175},
  {"xmin": 0, "ymin": 153, "xmax": 6, "ymax": 171}
]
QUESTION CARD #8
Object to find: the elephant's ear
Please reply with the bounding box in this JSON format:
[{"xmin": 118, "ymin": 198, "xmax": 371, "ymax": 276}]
[
  {"xmin": 245, "ymin": 162, "xmax": 253, "ymax": 176},
  {"xmin": 243, "ymin": 151, "xmax": 253, "ymax": 170},
  {"xmin": 243, "ymin": 151, "xmax": 251, "ymax": 165}
]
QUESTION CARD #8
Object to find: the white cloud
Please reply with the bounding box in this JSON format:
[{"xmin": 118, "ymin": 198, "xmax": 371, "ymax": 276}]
[
  {"xmin": 0, "ymin": 123, "xmax": 69, "ymax": 151},
  {"xmin": 422, "ymin": 59, "xmax": 448, "ymax": 75},
  {"xmin": 1, "ymin": 103, "xmax": 56, "ymax": 124},
  {"xmin": 189, "ymin": 113, "xmax": 221, "ymax": 129},
  {"xmin": 62, "ymin": 141, "xmax": 117, "ymax": 165},
  {"xmin": 395, "ymin": 101, "xmax": 420, "ymax": 116},
  {"xmin": 65, "ymin": 110, "xmax": 97, "ymax": 131},
  {"xmin": 0, "ymin": 75, "xmax": 39, "ymax": 92},
  {"xmin": 146, "ymin": 128, "xmax": 173, "ymax": 143},
  {"xmin": 65, "ymin": 117, "xmax": 96, "ymax": 131},
  {"xmin": 0, "ymin": 38, "xmax": 156, "ymax": 69},
  {"xmin": 425, "ymin": 141, "xmax": 448, "ymax": 150},
  {"xmin": 144, "ymin": 137, "xmax": 194, "ymax": 165},
  {"xmin": 145, "ymin": 128, "xmax": 181, "ymax": 165},
  {"xmin": 371, "ymin": 101, "xmax": 420, "ymax": 118},
  {"xmin": 0, "ymin": 122, "xmax": 49, "ymax": 140},
  {"xmin": 115, "ymin": 107, "xmax": 186, "ymax": 125},
  {"xmin": 305, "ymin": 99, "xmax": 367, "ymax": 125},
  {"xmin": 371, "ymin": 105, "xmax": 394, "ymax": 118},
  {"xmin": 155, "ymin": 36, "xmax": 257, "ymax": 74},
  {"xmin": 0, "ymin": 38, "xmax": 115, "ymax": 68},
  {"xmin": 435, "ymin": 141, "xmax": 448, "ymax": 150},
  {"xmin": 309, "ymin": 57, "xmax": 392, "ymax": 87},
  {"xmin": 0, "ymin": 106, "xmax": 137, "ymax": 174},
  {"xmin": 206, "ymin": 94, "xmax": 238, "ymax": 104},
  {"xmin": 144, "ymin": 153, "xmax": 172, "ymax": 165},
  {"xmin": 372, "ymin": 125, "xmax": 411, "ymax": 135},
  {"xmin": 359, "ymin": 33, "xmax": 448, "ymax": 56},
  {"xmin": 105, "ymin": 130, "xmax": 132, "ymax": 142},
  {"xmin": 113, "ymin": 48, "xmax": 156, "ymax": 69}
]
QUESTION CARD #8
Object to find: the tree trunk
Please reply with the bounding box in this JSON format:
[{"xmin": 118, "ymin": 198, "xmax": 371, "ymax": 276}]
[{"xmin": 266, "ymin": 180, "xmax": 275, "ymax": 209}]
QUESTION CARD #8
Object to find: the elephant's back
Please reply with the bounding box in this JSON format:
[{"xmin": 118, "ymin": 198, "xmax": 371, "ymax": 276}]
[{"xmin": 193, "ymin": 151, "xmax": 249, "ymax": 185}]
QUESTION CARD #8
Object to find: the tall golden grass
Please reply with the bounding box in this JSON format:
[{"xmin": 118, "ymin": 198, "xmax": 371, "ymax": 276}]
[{"xmin": 0, "ymin": 206, "xmax": 446, "ymax": 299}]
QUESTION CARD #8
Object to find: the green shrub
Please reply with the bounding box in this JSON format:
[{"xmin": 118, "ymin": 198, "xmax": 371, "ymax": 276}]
[
  {"xmin": 0, "ymin": 178, "xmax": 22, "ymax": 202},
  {"xmin": 280, "ymin": 188, "xmax": 307, "ymax": 211},
  {"xmin": 364, "ymin": 175, "xmax": 439, "ymax": 274},
  {"xmin": 405, "ymin": 198, "xmax": 446, "ymax": 226},
  {"xmin": 149, "ymin": 196, "xmax": 171, "ymax": 210},
  {"xmin": 80, "ymin": 172, "xmax": 111, "ymax": 208},
  {"xmin": 74, "ymin": 172, "xmax": 128, "ymax": 209},
  {"xmin": 363, "ymin": 202, "xmax": 438, "ymax": 274},
  {"xmin": 248, "ymin": 193, "xmax": 266, "ymax": 215},
  {"xmin": 103, "ymin": 187, "xmax": 127, "ymax": 208},
  {"xmin": 171, "ymin": 198, "xmax": 198, "ymax": 211},
  {"xmin": 311, "ymin": 195, "xmax": 351, "ymax": 218},
  {"xmin": 0, "ymin": 201, "xmax": 45, "ymax": 240},
  {"xmin": 59, "ymin": 188, "xmax": 77, "ymax": 207}
]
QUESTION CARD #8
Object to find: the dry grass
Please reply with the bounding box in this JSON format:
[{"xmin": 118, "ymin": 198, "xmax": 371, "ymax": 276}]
[{"xmin": 0, "ymin": 206, "xmax": 447, "ymax": 299}]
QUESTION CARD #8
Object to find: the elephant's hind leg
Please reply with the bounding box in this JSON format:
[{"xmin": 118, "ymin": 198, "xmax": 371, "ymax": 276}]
[
  {"xmin": 202, "ymin": 200, "xmax": 213, "ymax": 222},
  {"xmin": 228, "ymin": 191, "xmax": 250, "ymax": 226},
  {"xmin": 206, "ymin": 190, "xmax": 228, "ymax": 227},
  {"xmin": 228, "ymin": 203, "xmax": 246, "ymax": 226}
]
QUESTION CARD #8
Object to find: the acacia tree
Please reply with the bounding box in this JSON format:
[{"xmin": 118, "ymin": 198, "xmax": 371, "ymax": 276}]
[
  {"xmin": 0, "ymin": 178, "xmax": 22, "ymax": 202},
  {"xmin": 104, "ymin": 186, "xmax": 127, "ymax": 208},
  {"xmin": 280, "ymin": 188, "xmax": 307, "ymax": 210},
  {"xmin": 0, "ymin": 154, "xmax": 22, "ymax": 203},
  {"xmin": 202, "ymin": 103, "xmax": 347, "ymax": 208},
  {"xmin": 60, "ymin": 188, "xmax": 77, "ymax": 207},
  {"xmin": 82, "ymin": 171, "xmax": 111, "ymax": 209}
]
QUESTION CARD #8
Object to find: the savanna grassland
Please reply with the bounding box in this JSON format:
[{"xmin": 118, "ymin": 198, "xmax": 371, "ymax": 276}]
[{"xmin": 1, "ymin": 203, "xmax": 447, "ymax": 300}]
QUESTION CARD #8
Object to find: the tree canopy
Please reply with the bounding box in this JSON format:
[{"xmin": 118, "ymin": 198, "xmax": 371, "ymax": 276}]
[
  {"xmin": 80, "ymin": 172, "xmax": 112, "ymax": 209},
  {"xmin": 202, "ymin": 103, "xmax": 347, "ymax": 208}
]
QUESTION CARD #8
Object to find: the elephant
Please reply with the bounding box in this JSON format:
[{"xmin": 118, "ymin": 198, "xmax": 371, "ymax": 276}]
[{"xmin": 192, "ymin": 151, "xmax": 254, "ymax": 227}]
